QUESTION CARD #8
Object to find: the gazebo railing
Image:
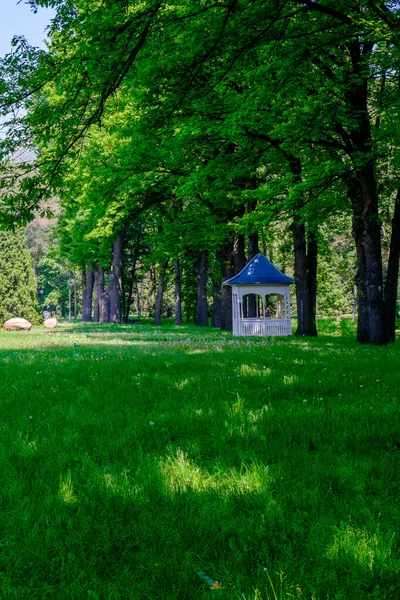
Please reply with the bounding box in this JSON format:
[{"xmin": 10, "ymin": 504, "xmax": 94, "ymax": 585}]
[{"xmin": 237, "ymin": 318, "xmax": 291, "ymax": 337}]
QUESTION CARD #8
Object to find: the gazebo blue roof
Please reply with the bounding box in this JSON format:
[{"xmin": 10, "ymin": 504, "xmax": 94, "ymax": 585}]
[{"xmin": 223, "ymin": 253, "xmax": 293, "ymax": 286}]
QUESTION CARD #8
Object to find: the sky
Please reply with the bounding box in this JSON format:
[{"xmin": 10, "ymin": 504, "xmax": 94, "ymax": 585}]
[{"xmin": 0, "ymin": 0, "xmax": 55, "ymax": 56}]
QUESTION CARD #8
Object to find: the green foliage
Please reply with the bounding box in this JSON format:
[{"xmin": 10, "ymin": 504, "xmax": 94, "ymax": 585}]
[
  {"xmin": 317, "ymin": 220, "xmax": 356, "ymax": 317},
  {"xmin": 0, "ymin": 229, "xmax": 41, "ymax": 324}
]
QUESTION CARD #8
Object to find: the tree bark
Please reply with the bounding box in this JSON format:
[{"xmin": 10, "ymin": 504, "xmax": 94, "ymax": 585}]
[
  {"xmin": 352, "ymin": 214, "xmax": 370, "ymax": 343},
  {"xmin": 384, "ymin": 189, "xmax": 400, "ymax": 342},
  {"xmin": 174, "ymin": 259, "xmax": 182, "ymax": 326},
  {"xmin": 100, "ymin": 292, "xmax": 110, "ymax": 323},
  {"xmin": 123, "ymin": 228, "xmax": 141, "ymax": 322},
  {"xmin": 358, "ymin": 166, "xmax": 386, "ymax": 345},
  {"xmin": 342, "ymin": 41, "xmax": 386, "ymax": 345},
  {"xmin": 144, "ymin": 266, "xmax": 156, "ymax": 317},
  {"xmin": 109, "ymin": 231, "xmax": 123, "ymax": 324},
  {"xmin": 93, "ymin": 266, "xmax": 100, "ymax": 322},
  {"xmin": 154, "ymin": 259, "xmax": 169, "ymax": 326},
  {"xmin": 284, "ymin": 154, "xmax": 317, "ymax": 336},
  {"xmin": 73, "ymin": 271, "xmax": 77, "ymax": 319},
  {"xmin": 220, "ymin": 242, "xmax": 235, "ymax": 332},
  {"xmin": 247, "ymin": 196, "xmax": 260, "ymax": 259},
  {"xmin": 196, "ymin": 251, "xmax": 208, "ymax": 326},
  {"xmin": 233, "ymin": 233, "xmax": 246, "ymax": 273},
  {"xmin": 220, "ymin": 235, "xmax": 246, "ymax": 331},
  {"xmin": 307, "ymin": 230, "xmax": 318, "ymax": 329},
  {"xmin": 211, "ymin": 249, "xmax": 223, "ymax": 328},
  {"xmin": 135, "ymin": 284, "xmax": 142, "ymax": 317},
  {"xmin": 82, "ymin": 263, "xmax": 94, "ymax": 322},
  {"xmin": 247, "ymin": 231, "xmax": 260, "ymax": 318},
  {"xmin": 291, "ymin": 217, "xmax": 318, "ymax": 337},
  {"xmin": 81, "ymin": 269, "xmax": 86, "ymax": 319}
]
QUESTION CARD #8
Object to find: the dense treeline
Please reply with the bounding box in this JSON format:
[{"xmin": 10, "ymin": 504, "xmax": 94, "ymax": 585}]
[
  {"xmin": 1, "ymin": 1, "xmax": 400, "ymax": 344},
  {"xmin": 0, "ymin": 229, "xmax": 40, "ymax": 324}
]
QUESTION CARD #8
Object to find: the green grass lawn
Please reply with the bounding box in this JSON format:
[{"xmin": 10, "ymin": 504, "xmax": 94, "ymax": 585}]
[{"xmin": 0, "ymin": 318, "xmax": 399, "ymax": 599}]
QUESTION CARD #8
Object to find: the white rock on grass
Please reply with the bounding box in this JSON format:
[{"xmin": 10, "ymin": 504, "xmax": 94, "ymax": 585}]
[
  {"xmin": 44, "ymin": 318, "xmax": 57, "ymax": 329},
  {"xmin": 3, "ymin": 318, "xmax": 32, "ymax": 331}
]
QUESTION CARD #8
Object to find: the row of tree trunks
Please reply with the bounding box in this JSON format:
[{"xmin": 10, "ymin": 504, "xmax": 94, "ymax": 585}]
[{"xmin": 81, "ymin": 231, "xmax": 123, "ymax": 323}]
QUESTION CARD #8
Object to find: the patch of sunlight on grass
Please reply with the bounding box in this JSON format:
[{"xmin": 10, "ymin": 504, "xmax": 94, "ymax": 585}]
[
  {"xmin": 59, "ymin": 471, "xmax": 78, "ymax": 504},
  {"xmin": 248, "ymin": 405, "xmax": 272, "ymax": 423},
  {"xmin": 283, "ymin": 374, "xmax": 297, "ymax": 385},
  {"xmin": 239, "ymin": 364, "xmax": 272, "ymax": 377},
  {"xmin": 175, "ymin": 377, "xmax": 194, "ymax": 390},
  {"xmin": 160, "ymin": 449, "xmax": 271, "ymax": 496},
  {"xmin": 102, "ymin": 470, "xmax": 140, "ymax": 499},
  {"xmin": 326, "ymin": 523, "xmax": 395, "ymax": 572},
  {"xmin": 17, "ymin": 432, "xmax": 37, "ymax": 456}
]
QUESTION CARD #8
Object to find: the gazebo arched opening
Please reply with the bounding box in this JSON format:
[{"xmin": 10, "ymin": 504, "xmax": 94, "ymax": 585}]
[
  {"xmin": 224, "ymin": 254, "xmax": 293, "ymax": 337},
  {"xmin": 242, "ymin": 293, "xmax": 263, "ymax": 318},
  {"xmin": 264, "ymin": 293, "xmax": 286, "ymax": 319}
]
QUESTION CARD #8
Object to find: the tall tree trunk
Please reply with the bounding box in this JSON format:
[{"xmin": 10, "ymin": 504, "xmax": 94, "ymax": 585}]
[
  {"xmin": 135, "ymin": 284, "xmax": 142, "ymax": 317},
  {"xmin": 211, "ymin": 249, "xmax": 223, "ymax": 328},
  {"xmin": 247, "ymin": 231, "xmax": 260, "ymax": 318},
  {"xmin": 73, "ymin": 271, "xmax": 77, "ymax": 319},
  {"xmin": 145, "ymin": 266, "xmax": 156, "ymax": 317},
  {"xmin": 384, "ymin": 189, "xmax": 400, "ymax": 342},
  {"xmin": 348, "ymin": 182, "xmax": 370, "ymax": 342},
  {"xmin": 352, "ymin": 214, "xmax": 370, "ymax": 343},
  {"xmin": 358, "ymin": 166, "xmax": 386, "ymax": 345},
  {"xmin": 109, "ymin": 231, "xmax": 123, "ymax": 324},
  {"xmin": 196, "ymin": 251, "xmax": 208, "ymax": 326},
  {"xmin": 124, "ymin": 279, "xmax": 134, "ymax": 323},
  {"xmin": 174, "ymin": 259, "xmax": 182, "ymax": 326},
  {"xmin": 93, "ymin": 267, "xmax": 100, "ymax": 322},
  {"xmin": 96, "ymin": 267, "xmax": 105, "ymax": 322},
  {"xmin": 291, "ymin": 217, "xmax": 317, "ymax": 337},
  {"xmin": 81, "ymin": 269, "xmax": 86, "ymax": 319},
  {"xmin": 220, "ymin": 242, "xmax": 234, "ymax": 332},
  {"xmin": 154, "ymin": 259, "xmax": 169, "ymax": 326},
  {"xmin": 82, "ymin": 263, "xmax": 94, "ymax": 322},
  {"xmin": 307, "ymin": 231, "xmax": 318, "ymax": 328},
  {"xmin": 123, "ymin": 228, "xmax": 141, "ymax": 322},
  {"xmin": 343, "ymin": 41, "xmax": 386, "ymax": 345},
  {"xmin": 100, "ymin": 292, "xmax": 110, "ymax": 323},
  {"xmin": 283, "ymin": 154, "xmax": 317, "ymax": 336},
  {"xmin": 220, "ymin": 235, "xmax": 246, "ymax": 331},
  {"xmin": 233, "ymin": 233, "xmax": 246, "ymax": 273},
  {"xmin": 247, "ymin": 197, "xmax": 260, "ymax": 259}
]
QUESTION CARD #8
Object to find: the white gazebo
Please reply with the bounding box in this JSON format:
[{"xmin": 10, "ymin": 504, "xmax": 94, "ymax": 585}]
[{"xmin": 223, "ymin": 253, "xmax": 293, "ymax": 337}]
